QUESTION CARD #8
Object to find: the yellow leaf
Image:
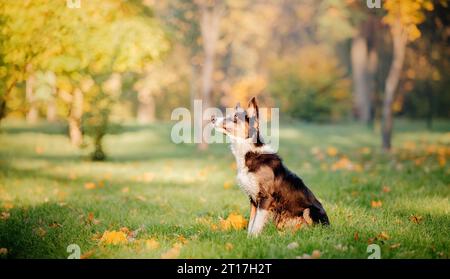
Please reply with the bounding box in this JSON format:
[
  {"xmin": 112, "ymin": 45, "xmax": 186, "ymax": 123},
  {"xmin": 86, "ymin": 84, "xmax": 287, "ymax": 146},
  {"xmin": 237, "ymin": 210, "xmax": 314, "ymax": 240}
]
[
  {"xmin": 99, "ymin": 230, "xmax": 128, "ymax": 245},
  {"xmin": 223, "ymin": 181, "xmax": 233, "ymax": 190},
  {"xmin": 377, "ymin": 232, "xmax": 389, "ymax": 240},
  {"xmin": 326, "ymin": 147, "xmax": 338, "ymax": 157},
  {"xmin": 225, "ymin": 242, "xmax": 234, "ymax": 251},
  {"xmin": 121, "ymin": 187, "xmax": 130, "ymax": 193},
  {"xmin": 161, "ymin": 243, "xmax": 181, "ymax": 259},
  {"xmin": 145, "ymin": 238, "xmax": 160, "ymax": 250},
  {"xmin": 371, "ymin": 200, "xmax": 383, "ymax": 208},
  {"xmin": 84, "ymin": 182, "xmax": 96, "ymax": 190},
  {"xmin": 220, "ymin": 213, "xmax": 248, "ymax": 231}
]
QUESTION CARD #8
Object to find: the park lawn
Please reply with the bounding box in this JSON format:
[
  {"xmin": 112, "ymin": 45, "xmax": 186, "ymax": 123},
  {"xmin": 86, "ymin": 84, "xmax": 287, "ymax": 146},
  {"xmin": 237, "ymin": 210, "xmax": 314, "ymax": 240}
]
[{"xmin": 0, "ymin": 119, "xmax": 449, "ymax": 259}]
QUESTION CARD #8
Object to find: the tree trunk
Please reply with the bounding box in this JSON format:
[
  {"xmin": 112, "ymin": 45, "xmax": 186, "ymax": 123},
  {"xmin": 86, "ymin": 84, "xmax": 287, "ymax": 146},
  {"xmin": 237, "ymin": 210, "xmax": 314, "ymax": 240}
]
[
  {"xmin": 382, "ymin": 21, "xmax": 407, "ymax": 151},
  {"xmin": 425, "ymin": 80, "xmax": 433, "ymax": 130},
  {"xmin": 47, "ymin": 89, "xmax": 57, "ymax": 122},
  {"xmin": 69, "ymin": 88, "xmax": 83, "ymax": 146},
  {"xmin": 0, "ymin": 97, "xmax": 6, "ymax": 121},
  {"xmin": 26, "ymin": 73, "xmax": 38, "ymax": 124},
  {"xmin": 198, "ymin": 3, "xmax": 222, "ymax": 150},
  {"xmin": 137, "ymin": 89, "xmax": 155, "ymax": 124},
  {"xmin": 351, "ymin": 33, "xmax": 371, "ymax": 123}
]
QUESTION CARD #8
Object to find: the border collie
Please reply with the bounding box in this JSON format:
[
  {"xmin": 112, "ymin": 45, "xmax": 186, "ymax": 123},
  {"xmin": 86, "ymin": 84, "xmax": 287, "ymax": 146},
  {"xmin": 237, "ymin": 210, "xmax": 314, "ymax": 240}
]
[{"xmin": 211, "ymin": 97, "xmax": 329, "ymax": 237}]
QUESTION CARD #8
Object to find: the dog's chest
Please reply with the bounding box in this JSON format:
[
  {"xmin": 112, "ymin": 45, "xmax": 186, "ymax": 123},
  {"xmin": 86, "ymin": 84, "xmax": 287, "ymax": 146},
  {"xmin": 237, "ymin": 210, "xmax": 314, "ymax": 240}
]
[
  {"xmin": 236, "ymin": 168, "xmax": 259, "ymax": 201},
  {"xmin": 231, "ymin": 143, "xmax": 259, "ymax": 201}
]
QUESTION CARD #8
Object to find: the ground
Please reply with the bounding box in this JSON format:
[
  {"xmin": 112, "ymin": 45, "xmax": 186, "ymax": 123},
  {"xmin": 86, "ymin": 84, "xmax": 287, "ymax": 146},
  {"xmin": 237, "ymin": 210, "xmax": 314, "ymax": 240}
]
[{"xmin": 0, "ymin": 119, "xmax": 449, "ymax": 259}]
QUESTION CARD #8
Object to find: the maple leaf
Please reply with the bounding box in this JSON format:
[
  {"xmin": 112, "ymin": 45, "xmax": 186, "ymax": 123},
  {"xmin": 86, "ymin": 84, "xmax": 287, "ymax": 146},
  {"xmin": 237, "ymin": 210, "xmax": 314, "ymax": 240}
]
[
  {"xmin": 219, "ymin": 213, "xmax": 248, "ymax": 231},
  {"xmin": 99, "ymin": 230, "xmax": 128, "ymax": 245}
]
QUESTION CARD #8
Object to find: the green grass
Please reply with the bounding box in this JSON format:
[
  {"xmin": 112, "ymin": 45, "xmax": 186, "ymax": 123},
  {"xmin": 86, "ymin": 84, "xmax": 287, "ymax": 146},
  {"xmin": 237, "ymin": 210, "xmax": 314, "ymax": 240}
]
[{"xmin": 0, "ymin": 119, "xmax": 449, "ymax": 259}]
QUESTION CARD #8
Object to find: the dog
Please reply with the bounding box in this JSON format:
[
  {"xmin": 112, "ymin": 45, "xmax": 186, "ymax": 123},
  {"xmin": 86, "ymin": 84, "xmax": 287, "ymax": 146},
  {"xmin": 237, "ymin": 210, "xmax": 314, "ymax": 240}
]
[{"xmin": 211, "ymin": 97, "xmax": 330, "ymax": 236}]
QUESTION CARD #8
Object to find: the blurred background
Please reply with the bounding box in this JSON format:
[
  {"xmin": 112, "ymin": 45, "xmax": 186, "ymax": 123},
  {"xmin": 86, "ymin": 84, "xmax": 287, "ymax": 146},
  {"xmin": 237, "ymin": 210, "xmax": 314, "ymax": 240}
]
[{"xmin": 0, "ymin": 0, "xmax": 449, "ymax": 158}]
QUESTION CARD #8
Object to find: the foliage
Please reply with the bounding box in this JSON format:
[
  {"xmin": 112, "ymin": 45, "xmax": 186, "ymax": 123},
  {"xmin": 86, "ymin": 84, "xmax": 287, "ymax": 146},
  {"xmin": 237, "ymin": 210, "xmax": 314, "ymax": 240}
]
[{"xmin": 269, "ymin": 45, "xmax": 351, "ymax": 122}]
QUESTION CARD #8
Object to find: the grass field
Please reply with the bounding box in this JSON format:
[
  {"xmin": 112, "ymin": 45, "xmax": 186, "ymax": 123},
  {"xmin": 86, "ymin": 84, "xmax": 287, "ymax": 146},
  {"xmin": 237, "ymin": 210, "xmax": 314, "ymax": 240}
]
[{"xmin": 0, "ymin": 119, "xmax": 449, "ymax": 259}]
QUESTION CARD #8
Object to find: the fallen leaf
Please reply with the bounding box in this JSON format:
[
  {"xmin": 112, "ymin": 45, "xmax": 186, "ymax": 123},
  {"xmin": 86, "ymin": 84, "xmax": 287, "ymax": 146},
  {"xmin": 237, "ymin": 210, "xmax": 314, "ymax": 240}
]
[
  {"xmin": 225, "ymin": 243, "xmax": 234, "ymax": 251},
  {"xmin": 87, "ymin": 212, "xmax": 100, "ymax": 225},
  {"xmin": 354, "ymin": 231, "xmax": 359, "ymax": 241},
  {"xmin": 287, "ymin": 242, "xmax": 299, "ymax": 250},
  {"xmin": 161, "ymin": 243, "xmax": 182, "ymax": 259},
  {"xmin": 382, "ymin": 186, "xmax": 391, "ymax": 193},
  {"xmin": 223, "ymin": 181, "xmax": 233, "ymax": 190},
  {"xmin": 99, "ymin": 230, "xmax": 128, "ymax": 245},
  {"xmin": 36, "ymin": 227, "xmax": 47, "ymax": 238},
  {"xmin": 296, "ymin": 250, "xmax": 321, "ymax": 259},
  {"xmin": 327, "ymin": 147, "xmax": 338, "ymax": 157},
  {"xmin": 145, "ymin": 238, "xmax": 160, "ymax": 250},
  {"xmin": 371, "ymin": 200, "xmax": 383, "ymax": 208},
  {"xmin": 377, "ymin": 231, "xmax": 389, "ymax": 240},
  {"xmin": 136, "ymin": 195, "xmax": 147, "ymax": 202},
  {"xmin": 0, "ymin": 212, "xmax": 10, "ymax": 220},
  {"xmin": 219, "ymin": 213, "xmax": 248, "ymax": 231},
  {"xmin": 121, "ymin": 187, "xmax": 130, "ymax": 193},
  {"xmin": 390, "ymin": 243, "xmax": 401, "ymax": 249},
  {"xmin": 84, "ymin": 182, "xmax": 96, "ymax": 190},
  {"xmin": 80, "ymin": 250, "xmax": 94, "ymax": 259},
  {"xmin": 409, "ymin": 214, "xmax": 423, "ymax": 224},
  {"xmin": 49, "ymin": 221, "xmax": 62, "ymax": 228},
  {"xmin": 0, "ymin": 248, "xmax": 8, "ymax": 256}
]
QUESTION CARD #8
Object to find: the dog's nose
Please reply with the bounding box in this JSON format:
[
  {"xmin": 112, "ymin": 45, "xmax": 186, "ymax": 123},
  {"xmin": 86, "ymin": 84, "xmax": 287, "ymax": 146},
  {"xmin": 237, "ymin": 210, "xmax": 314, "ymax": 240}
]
[{"xmin": 210, "ymin": 114, "xmax": 216, "ymax": 124}]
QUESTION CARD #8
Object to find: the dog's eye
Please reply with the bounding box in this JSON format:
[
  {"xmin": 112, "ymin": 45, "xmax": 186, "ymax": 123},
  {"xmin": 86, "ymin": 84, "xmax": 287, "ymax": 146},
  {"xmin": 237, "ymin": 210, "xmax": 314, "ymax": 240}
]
[{"xmin": 233, "ymin": 114, "xmax": 238, "ymax": 123}]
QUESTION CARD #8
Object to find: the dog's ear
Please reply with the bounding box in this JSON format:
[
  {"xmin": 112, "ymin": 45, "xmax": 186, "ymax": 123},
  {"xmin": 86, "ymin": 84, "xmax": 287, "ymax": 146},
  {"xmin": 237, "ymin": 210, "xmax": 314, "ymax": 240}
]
[
  {"xmin": 247, "ymin": 97, "xmax": 259, "ymax": 120},
  {"xmin": 235, "ymin": 102, "xmax": 241, "ymax": 111}
]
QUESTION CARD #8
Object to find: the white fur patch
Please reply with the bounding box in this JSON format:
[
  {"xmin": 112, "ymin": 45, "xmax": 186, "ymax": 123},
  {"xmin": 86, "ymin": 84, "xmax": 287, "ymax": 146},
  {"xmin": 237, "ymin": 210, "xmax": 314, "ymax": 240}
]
[{"xmin": 230, "ymin": 138, "xmax": 274, "ymax": 201}]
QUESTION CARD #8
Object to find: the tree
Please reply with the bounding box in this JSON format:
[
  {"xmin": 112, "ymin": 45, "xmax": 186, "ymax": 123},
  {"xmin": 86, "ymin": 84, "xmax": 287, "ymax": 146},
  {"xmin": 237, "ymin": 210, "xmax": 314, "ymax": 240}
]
[
  {"xmin": 0, "ymin": 0, "xmax": 169, "ymax": 160},
  {"xmin": 381, "ymin": 0, "xmax": 434, "ymax": 151}
]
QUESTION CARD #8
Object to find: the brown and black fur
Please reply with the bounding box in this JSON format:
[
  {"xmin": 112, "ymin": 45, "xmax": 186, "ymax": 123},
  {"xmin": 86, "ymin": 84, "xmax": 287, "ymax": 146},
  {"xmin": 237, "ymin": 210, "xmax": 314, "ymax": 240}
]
[{"xmin": 245, "ymin": 151, "xmax": 330, "ymax": 227}]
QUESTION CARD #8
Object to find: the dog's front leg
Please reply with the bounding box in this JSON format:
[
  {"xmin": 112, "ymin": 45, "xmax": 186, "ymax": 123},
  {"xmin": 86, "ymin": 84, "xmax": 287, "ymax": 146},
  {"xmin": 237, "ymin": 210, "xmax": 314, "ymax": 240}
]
[
  {"xmin": 248, "ymin": 206, "xmax": 269, "ymax": 237},
  {"xmin": 247, "ymin": 202, "xmax": 257, "ymax": 234}
]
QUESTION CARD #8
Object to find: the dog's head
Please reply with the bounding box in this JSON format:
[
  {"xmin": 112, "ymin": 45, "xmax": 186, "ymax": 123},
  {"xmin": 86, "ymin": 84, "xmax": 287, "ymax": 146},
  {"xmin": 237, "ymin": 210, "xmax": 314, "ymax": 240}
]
[{"xmin": 211, "ymin": 97, "xmax": 261, "ymax": 143}]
